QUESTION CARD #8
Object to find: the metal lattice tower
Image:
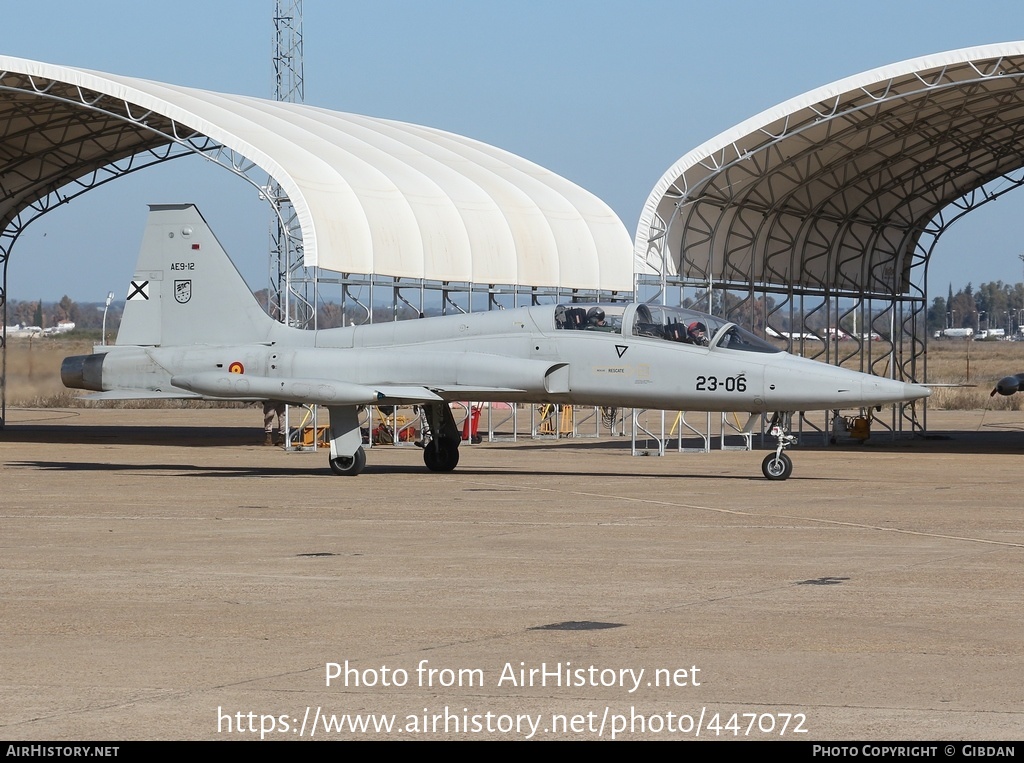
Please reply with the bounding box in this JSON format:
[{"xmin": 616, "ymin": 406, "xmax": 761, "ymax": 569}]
[{"xmin": 268, "ymin": 0, "xmax": 309, "ymax": 326}]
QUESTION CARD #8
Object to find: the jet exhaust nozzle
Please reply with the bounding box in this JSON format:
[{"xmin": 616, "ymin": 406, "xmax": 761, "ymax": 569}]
[{"xmin": 61, "ymin": 353, "xmax": 106, "ymax": 391}]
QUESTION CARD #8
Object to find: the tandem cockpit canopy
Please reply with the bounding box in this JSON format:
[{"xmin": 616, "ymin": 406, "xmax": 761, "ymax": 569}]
[{"xmin": 553, "ymin": 303, "xmax": 782, "ymax": 354}]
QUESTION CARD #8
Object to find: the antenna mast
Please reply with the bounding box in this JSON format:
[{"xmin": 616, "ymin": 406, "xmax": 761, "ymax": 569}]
[{"xmin": 268, "ymin": 0, "xmax": 309, "ymax": 326}]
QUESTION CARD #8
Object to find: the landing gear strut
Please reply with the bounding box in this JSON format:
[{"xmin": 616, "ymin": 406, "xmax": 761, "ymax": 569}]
[{"xmin": 761, "ymin": 412, "xmax": 796, "ymax": 481}]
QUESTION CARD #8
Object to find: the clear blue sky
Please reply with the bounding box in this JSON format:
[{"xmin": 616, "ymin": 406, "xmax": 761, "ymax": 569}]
[{"xmin": 6, "ymin": 1, "xmax": 1024, "ymax": 301}]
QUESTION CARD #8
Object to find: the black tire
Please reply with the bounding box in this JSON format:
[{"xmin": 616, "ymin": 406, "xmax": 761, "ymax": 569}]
[
  {"xmin": 329, "ymin": 446, "xmax": 366, "ymax": 476},
  {"xmin": 423, "ymin": 438, "xmax": 460, "ymax": 472},
  {"xmin": 761, "ymin": 452, "xmax": 793, "ymax": 481}
]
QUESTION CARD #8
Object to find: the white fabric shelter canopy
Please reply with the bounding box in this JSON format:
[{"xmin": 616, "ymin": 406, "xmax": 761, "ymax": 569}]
[
  {"xmin": 0, "ymin": 56, "xmax": 633, "ymax": 291},
  {"xmin": 635, "ymin": 42, "xmax": 1024, "ymax": 296}
]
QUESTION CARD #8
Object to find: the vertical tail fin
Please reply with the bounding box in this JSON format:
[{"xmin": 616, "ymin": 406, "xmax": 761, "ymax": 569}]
[{"xmin": 117, "ymin": 204, "xmax": 275, "ymax": 347}]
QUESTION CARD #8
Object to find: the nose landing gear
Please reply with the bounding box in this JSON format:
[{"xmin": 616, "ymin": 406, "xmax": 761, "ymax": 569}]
[{"xmin": 761, "ymin": 413, "xmax": 796, "ymax": 480}]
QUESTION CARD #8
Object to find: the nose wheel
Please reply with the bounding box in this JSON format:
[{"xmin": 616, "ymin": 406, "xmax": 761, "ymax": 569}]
[
  {"xmin": 762, "ymin": 413, "xmax": 796, "ymax": 480},
  {"xmin": 761, "ymin": 451, "xmax": 793, "ymax": 480}
]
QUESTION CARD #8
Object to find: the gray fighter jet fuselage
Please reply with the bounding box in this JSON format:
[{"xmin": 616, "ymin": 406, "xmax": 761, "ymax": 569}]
[{"xmin": 61, "ymin": 205, "xmax": 930, "ymax": 479}]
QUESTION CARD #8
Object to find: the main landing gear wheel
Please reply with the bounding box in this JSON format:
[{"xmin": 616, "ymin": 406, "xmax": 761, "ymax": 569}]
[
  {"xmin": 423, "ymin": 438, "xmax": 460, "ymax": 472},
  {"xmin": 329, "ymin": 446, "xmax": 366, "ymax": 476},
  {"xmin": 761, "ymin": 452, "xmax": 793, "ymax": 481}
]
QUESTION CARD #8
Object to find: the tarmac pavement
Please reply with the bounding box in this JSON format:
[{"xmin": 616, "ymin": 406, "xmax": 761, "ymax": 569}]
[{"xmin": 1, "ymin": 407, "xmax": 1022, "ymax": 740}]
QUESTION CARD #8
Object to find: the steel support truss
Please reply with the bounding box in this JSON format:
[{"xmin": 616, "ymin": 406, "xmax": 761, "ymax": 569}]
[
  {"xmin": 268, "ymin": 0, "xmax": 309, "ymax": 329},
  {"xmin": 0, "ymin": 67, "xmax": 625, "ymax": 428},
  {"xmin": 636, "ymin": 57, "xmax": 1024, "ymax": 446},
  {"xmin": 325, "ymin": 274, "xmax": 621, "ymax": 326},
  {"xmin": 0, "ymin": 71, "xmax": 299, "ymax": 426}
]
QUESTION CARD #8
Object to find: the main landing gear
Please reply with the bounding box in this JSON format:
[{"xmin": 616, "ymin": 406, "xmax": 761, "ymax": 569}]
[
  {"xmin": 326, "ymin": 405, "xmax": 367, "ymax": 477},
  {"xmin": 324, "ymin": 402, "xmax": 463, "ymax": 476},
  {"xmin": 423, "ymin": 437, "xmax": 460, "ymax": 472},
  {"xmin": 330, "ymin": 446, "xmax": 366, "ymax": 476},
  {"xmin": 421, "ymin": 402, "xmax": 461, "ymax": 472},
  {"xmin": 761, "ymin": 412, "xmax": 796, "ymax": 481}
]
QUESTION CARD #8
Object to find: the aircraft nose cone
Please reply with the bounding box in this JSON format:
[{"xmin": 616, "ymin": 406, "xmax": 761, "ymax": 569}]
[
  {"xmin": 767, "ymin": 356, "xmax": 931, "ymax": 409},
  {"xmin": 903, "ymin": 382, "xmax": 931, "ymax": 400},
  {"xmin": 861, "ymin": 377, "xmax": 930, "ymax": 404}
]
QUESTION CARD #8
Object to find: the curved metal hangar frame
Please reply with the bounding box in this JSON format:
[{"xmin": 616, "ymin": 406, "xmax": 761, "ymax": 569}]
[
  {"xmin": 636, "ymin": 42, "xmax": 1024, "ymax": 438},
  {"xmin": 0, "ymin": 55, "xmax": 632, "ymax": 424}
]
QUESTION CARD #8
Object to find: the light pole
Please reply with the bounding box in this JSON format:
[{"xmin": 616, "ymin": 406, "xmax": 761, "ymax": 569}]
[{"xmin": 101, "ymin": 291, "xmax": 114, "ymax": 345}]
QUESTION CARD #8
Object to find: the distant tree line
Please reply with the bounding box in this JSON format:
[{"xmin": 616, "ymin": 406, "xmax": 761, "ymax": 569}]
[
  {"xmin": 926, "ymin": 281, "xmax": 1024, "ymax": 334},
  {"xmin": 689, "ymin": 281, "xmax": 1024, "ymax": 338},
  {"xmin": 4, "ymin": 295, "xmax": 122, "ymax": 333},
  {"xmin": 6, "ymin": 291, "xmax": 423, "ymax": 338}
]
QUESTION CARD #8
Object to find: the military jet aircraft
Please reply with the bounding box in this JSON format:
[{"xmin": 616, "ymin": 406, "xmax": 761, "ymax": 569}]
[
  {"xmin": 991, "ymin": 373, "xmax": 1024, "ymax": 397},
  {"xmin": 61, "ymin": 204, "xmax": 930, "ymax": 480}
]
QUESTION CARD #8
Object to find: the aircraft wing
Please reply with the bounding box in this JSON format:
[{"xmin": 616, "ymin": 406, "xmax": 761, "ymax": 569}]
[
  {"xmin": 171, "ymin": 372, "xmax": 541, "ymax": 405},
  {"xmin": 78, "ymin": 389, "xmax": 203, "ymax": 400},
  {"xmin": 375, "ymin": 385, "xmax": 530, "ymax": 403},
  {"xmin": 170, "ymin": 372, "xmax": 465, "ymax": 406},
  {"xmin": 90, "ymin": 378, "xmax": 533, "ymax": 406}
]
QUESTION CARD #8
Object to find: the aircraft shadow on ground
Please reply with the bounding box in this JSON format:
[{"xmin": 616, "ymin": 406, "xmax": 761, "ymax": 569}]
[
  {"xmin": 0, "ymin": 424, "xmax": 256, "ymax": 448},
  {"xmin": 513, "ymin": 428, "xmax": 1024, "ymax": 456},
  {"xmin": 5, "ymin": 423, "xmax": 1023, "ymax": 452},
  {"xmin": 6, "ymin": 460, "xmax": 783, "ymax": 481},
  {"xmin": 2, "ymin": 423, "xmax": 1022, "ymax": 466}
]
